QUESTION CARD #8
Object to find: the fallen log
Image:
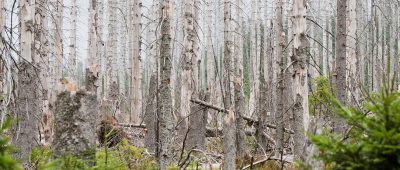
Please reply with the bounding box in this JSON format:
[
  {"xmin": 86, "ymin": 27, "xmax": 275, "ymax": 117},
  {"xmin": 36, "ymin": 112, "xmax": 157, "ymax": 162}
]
[{"xmin": 190, "ymin": 99, "xmax": 294, "ymax": 134}]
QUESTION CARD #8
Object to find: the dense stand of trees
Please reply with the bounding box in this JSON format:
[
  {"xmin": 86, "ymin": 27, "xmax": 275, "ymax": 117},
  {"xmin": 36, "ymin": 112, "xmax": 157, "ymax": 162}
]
[{"xmin": 1, "ymin": 0, "xmax": 400, "ymax": 169}]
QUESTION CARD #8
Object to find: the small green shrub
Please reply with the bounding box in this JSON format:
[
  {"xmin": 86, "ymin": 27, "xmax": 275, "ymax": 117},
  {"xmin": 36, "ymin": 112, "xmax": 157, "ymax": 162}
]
[
  {"xmin": 311, "ymin": 89, "xmax": 400, "ymax": 169},
  {"xmin": 0, "ymin": 118, "xmax": 22, "ymax": 170}
]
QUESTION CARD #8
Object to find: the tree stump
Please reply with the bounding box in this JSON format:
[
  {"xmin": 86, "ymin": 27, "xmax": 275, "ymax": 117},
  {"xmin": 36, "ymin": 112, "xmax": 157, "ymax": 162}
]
[{"xmin": 52, "ymin": 89, "xmax": 98, "ymax": 162}]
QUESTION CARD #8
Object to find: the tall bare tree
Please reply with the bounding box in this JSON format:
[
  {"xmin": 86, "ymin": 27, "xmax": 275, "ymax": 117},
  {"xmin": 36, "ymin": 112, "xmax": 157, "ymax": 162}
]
[
  {"xmin": 275, "ymin": 0, "xmax": 285, "ymax": 158},
  {"xmin": 12, "ymin": 0, "xmax": 41, "ymax": 163},
  {"xmin": 130, "ymin": 0, "xmax": 142, "ymax": 123},
  {"xmin": 69, "ymin": 0, "xmax": 77, "ymax": 81},
  {"xmin": 335, "ymin": 0, "xmax": 347, "ymax": 133},
  {"xmin": 158, "ymin": 0, "xmax": 174, "ymax": 168},
  {"xmin": 223, "ymin": 0, "xmax": 236, "ymax": 169},
  {"xmin": 291, "ymin": 0, "xmax": 308, "ymax": 162}
]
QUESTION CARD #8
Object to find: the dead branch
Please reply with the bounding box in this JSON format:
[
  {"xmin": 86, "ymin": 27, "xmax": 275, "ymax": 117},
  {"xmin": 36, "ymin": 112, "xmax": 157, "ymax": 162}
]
[{"xmin": 191, "ymin": 98, "xmax": 295, "ymax": 134}]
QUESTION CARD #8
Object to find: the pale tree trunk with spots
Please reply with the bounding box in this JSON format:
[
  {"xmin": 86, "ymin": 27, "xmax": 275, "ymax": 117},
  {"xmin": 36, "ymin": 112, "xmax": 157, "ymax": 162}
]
[
  {"xmin": 291, "ymin": 0, "xmax": 308, "ymax": 162},
  {"xmin": 223, "ymin": 0, "xmax": 236, "ymax": 169}
]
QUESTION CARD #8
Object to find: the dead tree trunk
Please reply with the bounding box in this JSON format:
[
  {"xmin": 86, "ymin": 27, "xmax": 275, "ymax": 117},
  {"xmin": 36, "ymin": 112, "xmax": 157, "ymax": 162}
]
[
  {"xmin": 223, "ymin": 0, "xmax": 236, "ymax": 169},
  {"xmin": 52, "ymin": 89, "xmax": 99, "ymax": 162},
  {"xmin": 144, "ymin": 74, "xmax": 157, "ymax": 153},
  {"xmin": 158, "ymin": 0, "xmax": 174, "ymax": 168}
]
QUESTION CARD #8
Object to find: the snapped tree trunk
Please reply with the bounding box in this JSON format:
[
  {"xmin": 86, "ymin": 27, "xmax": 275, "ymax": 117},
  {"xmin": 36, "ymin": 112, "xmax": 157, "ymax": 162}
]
[{"xmin": 52, "ymin": 89, "xmax": 99, "ymax": 163}]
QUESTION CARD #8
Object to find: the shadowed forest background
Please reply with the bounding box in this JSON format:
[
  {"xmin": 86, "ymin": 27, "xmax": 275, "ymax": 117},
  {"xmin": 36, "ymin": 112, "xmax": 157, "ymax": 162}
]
[{"xmin": 1, "ymin": 0, "xmax": 400, "ymax": 169}]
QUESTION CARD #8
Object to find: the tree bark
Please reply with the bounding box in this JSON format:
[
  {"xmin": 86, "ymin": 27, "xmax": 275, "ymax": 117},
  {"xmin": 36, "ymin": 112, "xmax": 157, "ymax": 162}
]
[
  {"xmin": 291, "ymin": 0, "xmax": 308, "ymax": 162},
  {"xmin": 235, "ymin": 0, "xmax": 246, "ymax": 157},
  {"xmin": 223, "ymin": 0, "xmax": 236, "ymax": 169},
  {"xmin": 275, "ymin": 0, "xmax": 285, "ymax": 158},
  {"xmin": 12, "ymin": 0, "xmax": 40, "ymax": 163},
  {"xmin": 144, "ymin": 74, "xmax": 157, "ymax": 153},
  {"xmin": 158, "ymin": 0, "xmax": 174, "ymax": 168},
  {"xmin": 130, "ymin": 0, "xmax": 142, "ymax": 124},
  {"xmin": 69, "ymin": 0, "xmax": 77, "ymax": 82},
  {"xmin": 179, "ymin": 0, "xmax": 196, "ymax": 142},
  {"xmin": 335, "ymin": 0, "xmax": 347, "ymax": 133},
  {"xmin": 52, "ymin": 90, "xmax": 98, "ymax": 163}
]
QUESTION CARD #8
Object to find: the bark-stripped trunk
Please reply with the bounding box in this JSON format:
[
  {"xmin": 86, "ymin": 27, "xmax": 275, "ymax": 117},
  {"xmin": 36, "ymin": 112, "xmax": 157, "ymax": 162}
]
[
  {"xmin": 335, "ymin": 0, "xmax": 347, "ymax": 133},
  {"xmin": 347, "ymin": 0, "xmax": 359, "ymax": 104},
  {"xmin": 106, "ymin": 0, "xmax": 117, "ymax": 98},
  {"xmin": 206, "ymin": 0, "xmax": 216, "ymax": 126},
  {"xmin": 88, "ymin": 0, "xmax": 99, "ymax": 95},
  {"xmin": 249, "ymin": 0, "xmax": 258, "ymax": 116},
  {"xmin": 275, "ymin": 0, "xmax": 285, "ymax": 158},
  {"xmin": 223, "ymin": 0, "xmax": 236, "ymax": 169},
  {"xmin": 118, "ymin": 0, "xmax": 127, "ymax": 96},
  {"xmin": 54, "ymin": 0, "xmax": 64, "ymax": 94},
  {"xmin": 97, "ymin": 0, "xmax": 104, "ymax": 97},
  {"xmin": 130, "ymin": 0, "xmax": 142, "ymax": 123},
  {"xmin": 69, "ymin": 0, "xmax": 77, "ymax": 82},
  {"xmin": 291, "ymin": 0, "xmax": 308, "ymax": 162},
  {"xmin": 158, "ymin": 0, "xmax": 174, "ymax": 168},
  {"xmin": 35, "ymin": 0, "xmax": 51, "ymax": 145},
  {"xmin": 179, "ymin": 0, "xmax": 196, "ymax": 140}
]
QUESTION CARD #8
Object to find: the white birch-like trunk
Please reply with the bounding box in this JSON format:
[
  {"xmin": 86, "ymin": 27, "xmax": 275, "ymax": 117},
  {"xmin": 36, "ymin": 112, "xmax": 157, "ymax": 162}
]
[
  {"xmin": 129, "ymin": 0, "xmax": 142, "ymax": 123},
  {"xmin": 54, "ymin": 0, "xmax": 64, "ymax": 93},
  {"xmin": 106, "ymin": 0, "xmax": 117, "ymax": 97},
  {"xmin": 292, "ymin": 0, "xmax": 308, "ymax": 162},
  {"xmin": 347, "ymin": 0, "xmax": 358, "ymax": 104},
  {"xmin": 179, "ymin": 0, "xmax": 196, "ymax": 136},
  {"xmin": 69, "ymin": 0, "xmax": 77, "ymax": 82}
]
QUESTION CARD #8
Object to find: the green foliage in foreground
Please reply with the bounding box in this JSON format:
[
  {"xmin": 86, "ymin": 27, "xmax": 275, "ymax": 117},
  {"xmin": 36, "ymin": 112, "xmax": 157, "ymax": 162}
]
[
  {"xmin": 29, "ymin": 139, "xmax": 158, "ymax": 170},
  {"xmin": 0, "ymin": 119, "xmax": 22, "ymax": 170},
  {"xmin": 311, "ymin": 88, "xmax": 400, "ymax": 169}
]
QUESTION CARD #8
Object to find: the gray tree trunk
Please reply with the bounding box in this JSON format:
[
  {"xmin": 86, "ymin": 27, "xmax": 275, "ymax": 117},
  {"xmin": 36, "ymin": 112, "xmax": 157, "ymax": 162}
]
[
  {"xmin": 223, "ymin": 0, "xmax": 236, "ymax": 169},
  {"xmin": 52, "ymin": 89, "xmax": 98, "ymax": 163},
  {"xmin": 144, "ymin": 74, "xmax": 157, "ymax": 153},
  {"xmin": 335, "ymin": 0, "xmax": 347, "ymax": 133},
  {"xmin": 158, "ymin": 0, "xmax": 174, "ymax": 168}
]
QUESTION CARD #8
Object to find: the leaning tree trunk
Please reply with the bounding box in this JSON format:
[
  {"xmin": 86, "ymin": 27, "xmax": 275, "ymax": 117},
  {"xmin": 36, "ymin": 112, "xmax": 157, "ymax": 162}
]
[
  {"xmin": 335, "ymin": 0, "xmax": 347, "ymax": 133},
  {"xmin": 223, "ymin": 0, "xmax": 237, "ymax": 169},
  {"xmin": 291, "ymin": 0, "xmax": 308, "ymax": 162},
  {"xmin": 158, "ymin": 0, "xmax": 174, "ymax": 168}
]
